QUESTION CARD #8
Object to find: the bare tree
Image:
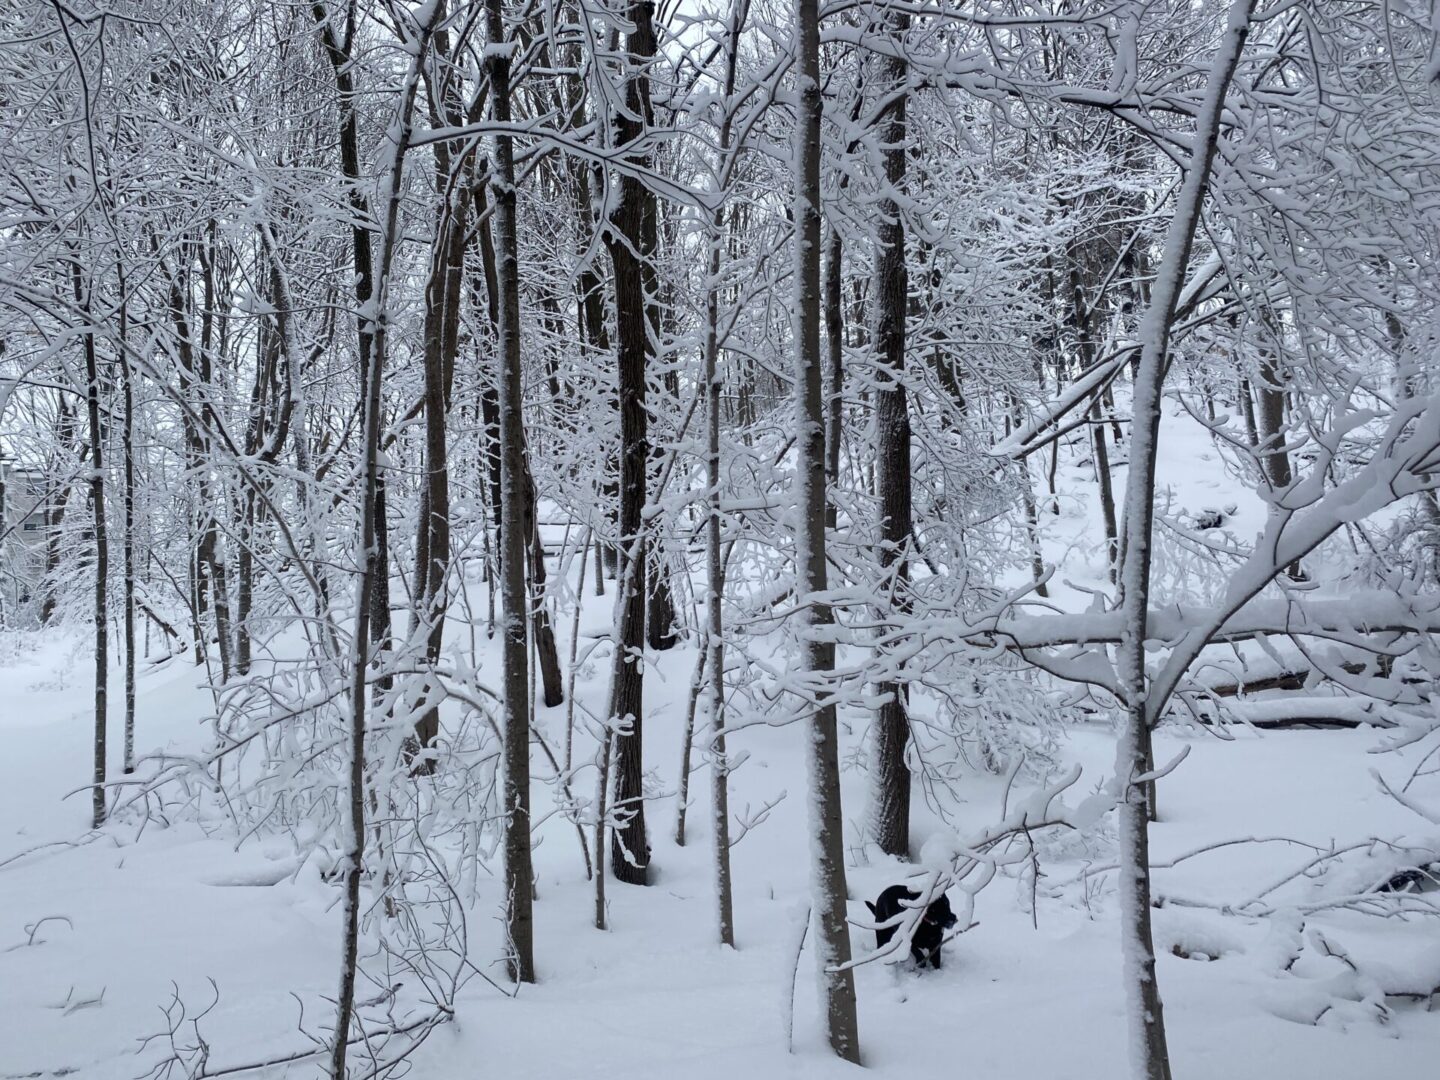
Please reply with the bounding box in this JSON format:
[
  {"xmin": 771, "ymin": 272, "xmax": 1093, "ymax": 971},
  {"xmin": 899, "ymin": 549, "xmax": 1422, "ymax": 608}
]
[
  {"xmin": 485, "ymin": 0, "xmax": 536, "ymax": 983},
  {"xmin": 869, "ymin": 7, "xmax": 913, "ymax": 859},
  {"xmin": 328, "ymin": 6, "xmax": 439, "ymax": 1075},
  {"xmin": 604, "ymin": 0, "xmax": 661, "ymax": 887},
  {"xmin": 1113, "ymin": 4, "xmax": 1255, "ymax": 1077},
  {"xmin": 792, "ymin": 0, "xmax": 860, "ymax": 1061}
]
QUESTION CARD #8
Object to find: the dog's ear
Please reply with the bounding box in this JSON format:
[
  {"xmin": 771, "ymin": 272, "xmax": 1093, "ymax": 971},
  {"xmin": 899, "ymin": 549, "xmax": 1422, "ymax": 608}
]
[{"xmin": 864, "ymin": 901, "xmax": 876, "ymax": 915}]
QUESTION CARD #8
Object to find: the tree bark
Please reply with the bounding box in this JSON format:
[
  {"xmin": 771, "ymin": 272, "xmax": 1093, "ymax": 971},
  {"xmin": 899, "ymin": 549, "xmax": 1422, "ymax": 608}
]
[
  {"xmin": 119, "ymin": 283, "xmax": 137, "ymax": 773},
  {"xmin": 870, "ymin": 10, "xmax": 913, "ymax": 859},
  {"xmin": 523, "ymin": 459, "xmax": 565, "ymax": 708},
  {"xmin": 604, "ymin": 1, "xmax": 661, "ymax": 887},
  {"xmin": 486, "ymin": 0, "xmax": 536, "ymax": 982},
  {"xmin": 410, "ymin": 48, "xmax": 470, "ymax": 762},
  {"xmin": 699, "ymin": 0, "xmax": 747, "ymax": 947},
  {"xmin": 315, "ymin": 0, "xmax": 392, "ymax": 710},
  {"xmin": 1113, "ymin": 6, "xmax": 1253, "ymax": 1078},
  {"xmin": 74, "ymin": 262, "xmax": 107, "ymax": 830},
  {"xmin": 794, "ymin": 0, "xmax": 860, "ymax": 1060},
  {"xmin": 1254, "ymin": 322, "xmax": 1302, "ymax": 580},
  {"xmin": 823, "ymin": 229, "xmax": 845, "ymax": 527},
  {"xmin": 324, "ymin": 5, "xmax": 436, "ymax": 1074}
]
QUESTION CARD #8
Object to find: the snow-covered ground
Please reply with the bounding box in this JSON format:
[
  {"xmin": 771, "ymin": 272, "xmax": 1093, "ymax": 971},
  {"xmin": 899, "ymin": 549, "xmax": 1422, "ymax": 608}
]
[
  {"xmin": 3, "ymin": 634, "xmax": 1437, "ymax": 1077},
  {"xmin": 3, "ymin": 402, "xmax": 1438, "ymax": 1079}
]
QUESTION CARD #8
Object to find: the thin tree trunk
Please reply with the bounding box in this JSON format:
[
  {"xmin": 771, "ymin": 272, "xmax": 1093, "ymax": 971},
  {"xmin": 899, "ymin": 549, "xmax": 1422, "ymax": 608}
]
[
  {"xmin": 524, "ymin": 462, "xmax": 565, "ymax": 708},
  {"xmin": 699, "ymin": 0, "xmax": 746, "ymax": 945},
  {"xmin": 1238, "ymin": 377, "xmax": 1258, "ymax": 449},
  {"xmin": 565, "ymin": 529, "xmax": 591, "ymax": 776},
  {"xmin": 76, "ymin": 265, "xmax": 107, "ymax": 830},
  {"xmin": 486, "ymin": 0, "xmax": 536, "ymax": 983},
  {"xmin": 208, "ymin": 537, "xmax": 234, "ymax": 682},
  {"xmin": 119, "ymin": 284, "xmax": 137, "ymax": 773},
  {"xmin": 1254, "ymin": 324, "xmax": 1302, "ymax": 580},
  {"xmin": 236, "ymin": 495, "xmax": 254, "ymax": 675},
  {"xmin": 823, "ymin": 229, "xmax": 845, "ymax": 530},
  {"xmin": 794, "ymin": 0, "xmax": 860, "ymax": 1059},
  {"xmin": 410, "ymin": 100, "xmax": 468, "ymax": 763},
  {"xmin": 326, "ymin": 7, "xmax": 436, "ymax": 1074},
  {"xmin": 673, "ymin": 644, "xmax": 706, "ymax": 847},
  {"xmin": 1092, "ymin": 402, "xmax": 1119, "ymax": 586},
  {"xmin": 1114, "ymin": 7, "xmax": 1253, "ymax": 1078},
  {"xmin": 592, "ymin": 526, "xmax": 606, "ymax": 596},
  {"xmin": 1011, "ymin": 397, "xmax": 1050, "ymax": 601},
  {"xmin": 593, "ymin": 726, "xmax": 614, "ymax": 930},
  {"xmin": 315, "ymin": 0, "xmax": 392, "ymax": 713},
  {"xmin": 1067, "ymin": 256, "xmax": 1118, "ymax": 585}
]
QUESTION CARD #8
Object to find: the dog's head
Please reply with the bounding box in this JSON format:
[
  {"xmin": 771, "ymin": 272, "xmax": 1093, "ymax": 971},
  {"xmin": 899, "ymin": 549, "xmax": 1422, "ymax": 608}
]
[{"xmin": 923, "ymin": 893, "xmax": 958, "ymax": 930}]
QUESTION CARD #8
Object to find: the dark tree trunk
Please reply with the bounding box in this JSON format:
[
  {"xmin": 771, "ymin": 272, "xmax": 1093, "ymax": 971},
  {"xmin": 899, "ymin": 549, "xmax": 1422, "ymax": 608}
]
[
  {"xmin": 119, "ymin": 286, "xmax": 137, "ymax": 773},
  {"xmin": 1066, "ymin": 250, "xmax": 1118, "ymax": 584},
  {"xmin": 320, "ymin": 5, "xmax": 437, "ymax": 1074},
  {"xmin": 823, "ymin": 229, "xmax": 844, "ymax": 529},
  {"xmin": 410, "ymin": 74, "xmax": 469, "ymax": 762},
  {"xmin": 646, "ymin": 546, "xmax": 679, "ymax": 651},
  {"xmin": 603, "ymin": 1, "xmax": 661, "ymax": 887},
  {"xmin": 523, "ymin": 459, "xmax": 565, "ymax": 708},
  {"xmin": 485, "ymin": 0, "xmax": 537, "ymax": 981},
  {"xmin": 315, "ymin": 0, "xmax": 392, "ymax": 706},
  {"xmin": 794, "ymin": 0, "xmax": 860, "ymax": 1059},
  {"xmin": 870, "ymin": 11, "xmax": 913, "ymax": 859},
  {"xmin": 471, "ymin": 179, "xmax": 505, "ymax": 529},
  {"xmin": 1092, "ymin": 401, "xmax": 1120, "ymax": 585},
  {"xmin": 75, "ymin": 263, "xmax": 108, "ymax": 830},
  {"xmin": 1255, "ymin": 321, "xmax": 1302, "ymax": 581}
]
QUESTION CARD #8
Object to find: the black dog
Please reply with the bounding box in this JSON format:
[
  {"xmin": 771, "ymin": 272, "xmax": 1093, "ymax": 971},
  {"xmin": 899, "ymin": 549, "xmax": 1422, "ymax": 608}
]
[{"xmin": 866, "ymin": 884, "xmax": 958, "ymax": 969}]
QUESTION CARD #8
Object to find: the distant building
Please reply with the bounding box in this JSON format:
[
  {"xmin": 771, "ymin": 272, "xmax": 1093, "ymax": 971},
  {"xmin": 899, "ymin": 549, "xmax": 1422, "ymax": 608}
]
[{"xmin": 0, "ymin": 458, "xmax": 51, "ymax": 625}]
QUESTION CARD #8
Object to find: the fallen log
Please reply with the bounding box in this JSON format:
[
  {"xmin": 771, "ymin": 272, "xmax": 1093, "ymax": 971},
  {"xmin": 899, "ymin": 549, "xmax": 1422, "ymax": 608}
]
[
  {"xmin": 1201, "ymin": 662, "xmax": 1368, "ymax": 697},
  {"xmin": 1186, "ymin": 696, "xmax": 1403, "ymax": 729}
]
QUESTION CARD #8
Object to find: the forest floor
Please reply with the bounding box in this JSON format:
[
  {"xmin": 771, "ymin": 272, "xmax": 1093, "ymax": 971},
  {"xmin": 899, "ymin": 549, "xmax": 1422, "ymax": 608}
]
[{"xmin": 3, "ymin": 403, "xmax": 1439, "ymax": 1079}]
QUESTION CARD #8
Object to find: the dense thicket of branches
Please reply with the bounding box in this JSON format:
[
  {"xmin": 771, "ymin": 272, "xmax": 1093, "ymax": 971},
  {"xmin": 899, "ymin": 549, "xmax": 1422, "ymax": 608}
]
[{"xmin": 2, "ymin": 1, "xmax": 1438, "ymax": 1076}]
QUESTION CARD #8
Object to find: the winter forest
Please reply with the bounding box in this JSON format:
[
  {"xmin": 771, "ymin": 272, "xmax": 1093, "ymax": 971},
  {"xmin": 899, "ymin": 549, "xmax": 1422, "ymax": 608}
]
[{"xmin": 1, "ymin": 0, "xmax": 1438, "ymax": 1077}]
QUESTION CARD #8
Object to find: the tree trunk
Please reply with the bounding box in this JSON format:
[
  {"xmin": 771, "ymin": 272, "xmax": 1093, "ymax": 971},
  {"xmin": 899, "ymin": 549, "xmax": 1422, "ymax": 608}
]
[
  {"xmin": 1092, "ymin": 401, "xmax": 1120, "ymax": 586},
  {"xmin": 1113, "ymin": 6, "xmax": 1252, "ymax": 1078},
  {"xmin": 646, "ymin": 546, "xmax": 679, "ymax": 651},
  {"xmin": 870, "ymin": 10, "xmax": 913, "ymax": 860},
  {"xmin": 794, "ymin": 0, "xmax": 860, "ymax": 1060},
  {"xmin": 823, "ymin": 229, "xmax": 845, "ymax": 530},
  {"xmin": 486, "ymin": 0, "xmax": 536, "ymax": 982},
  {"xmin": 76, "ymin": 265, "xmax": 107, "ymax": 830},
  {"xmin": 471, "ymin": 178, "xmax": 505, "ymax": 530},
  {"xmin": 699, "ymin": 0, "xmax": 747, "ymax": 947},
  {"xmin": 673, "ymin": 644, "xmax": 705, "ymax": 848},
  {"xmin": 1254, "ymin": 324, "xmax": 1302, "ymax": 581},
  {"xmin": 603, "ymin": 1, "xmax": 661, "ymax": 887},
  {"xmin": 1066, "ymin": 253, "xmax": 1118, "ymax": 584},
  {"xmin": 323, "ymin": 5, "xmax": 436, "ymax": 1074},
  {"xmin": 1010, "ymin": 394, "xmax": 1050, "ymax": 600},
  {"xmin": 524, "ymin": 460, "xmax": 565, "ymax": 708},
  {"xmin": 119, "ymin": 287, "xmax": 137, "ymax": 773},
  {"xmin": 410, "ymin": 87, "xmax": 469, "ymax": 763},
  {"xmin": 316, "ymin": 0, "xmax": 392, "ymax": 712}
]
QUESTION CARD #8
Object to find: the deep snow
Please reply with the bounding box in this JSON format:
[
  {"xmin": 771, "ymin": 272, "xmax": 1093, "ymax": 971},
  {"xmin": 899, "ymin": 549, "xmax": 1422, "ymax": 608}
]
[{"xmin": 2, "ymin": 402, "xmax": 1438, "ymax": 1079}]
